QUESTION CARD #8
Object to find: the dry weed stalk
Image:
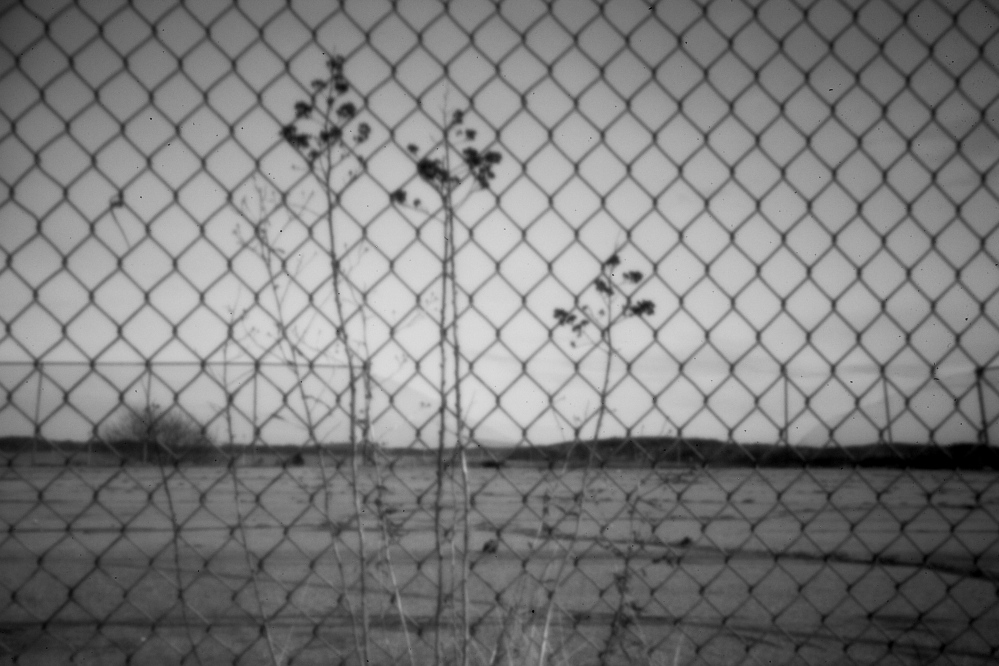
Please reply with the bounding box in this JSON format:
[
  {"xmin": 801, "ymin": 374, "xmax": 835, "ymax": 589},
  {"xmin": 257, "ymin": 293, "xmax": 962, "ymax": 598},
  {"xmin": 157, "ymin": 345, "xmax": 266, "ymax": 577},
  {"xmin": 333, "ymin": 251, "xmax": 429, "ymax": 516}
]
[
  {"xmin": 209, "ymin": 303, "xmax": 286, "ymax": 663},
  {"xmin": 551, "ymin": 250, "xmax": 658, "ymax": 663},
  {"xmin": 476, "ymin": 266, "xmax": 657, "ymax": 666},
  {"xmin": 144, "ymin": 372, "xmax": 207, "ymax": 665},
  {"xmin": 278, "ymin": 54, "xmax": 382, "ymax": 663},
  {"xmin": 392, "ymin": 105, "xmax": 501, "ymax": 666},
  {"xmin": 227, "ymin": 177, "xmax": 367, "ymax": 662},
  {"xmin": 193, "ymin": 55, "xmax": 381, "ymax": 664},
  {"xmin": 553, "ymin": 251, "xmax": 655, "ymax": 442}
]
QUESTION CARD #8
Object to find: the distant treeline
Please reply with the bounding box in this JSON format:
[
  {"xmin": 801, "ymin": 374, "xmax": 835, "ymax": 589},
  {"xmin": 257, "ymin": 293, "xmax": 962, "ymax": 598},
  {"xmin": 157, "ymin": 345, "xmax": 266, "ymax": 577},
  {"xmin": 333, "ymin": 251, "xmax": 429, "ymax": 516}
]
[
  {"xmin": 0, "ymin": 436, "xmax": 371, "ymax": 467},
  {"xmin": 0, "ymin": 435, "xmax": 996, "ymax": 470},
  {"xmin": 470, "ymin": 437, "xmax": 999, "ymax": 470},
  {"xmin": 0, "ymin": 436, "xmax": 236, "ymax": 466}
]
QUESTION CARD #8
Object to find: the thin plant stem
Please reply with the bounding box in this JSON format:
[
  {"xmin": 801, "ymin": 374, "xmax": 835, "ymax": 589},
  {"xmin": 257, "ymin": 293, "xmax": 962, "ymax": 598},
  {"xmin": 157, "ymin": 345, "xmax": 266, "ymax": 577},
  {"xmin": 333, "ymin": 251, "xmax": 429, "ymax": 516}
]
[
  {"xmin": 144, "ymin": 369, "xmax": 206, "ymax": 666},
  {"xmin": 538, "ymin": 458, "xmax": 592, "ymax": 666},
  {"xmin": 356, "ymin": 296, "xmax": 417, "ymax": 666},
  {"xmin": 238, "ymin": 185, "xmax": 365, "ymax": 660},
  {"xmin": 252, "ymin": 367, "xmax": 258, "ymax": 460},
  {"xmin": 372, "ymin": 448, "xmax": 417, "ymax": 666},
  {"xmin": 442, "ymin": 108, "xmax": 472, "ymax": 666},
  {"xmin": 157, "ymin": 463, "xmax": 205, "ymax": 665},
  {"xmin": 222, "ymin": 316, "xmax": 235, "ymax": 451},
  {"xmin": 317, "ymin": 115, "xmax": 371, "ymax": 666},
  {"xmin": 229, "ymin": 465, "xmax": 281, "ymax": 665},
  {"xmin": 593, "ymin": 266, "xmax": 615, "ymax": 442},
  {"xmin": 433, "ymin": 189, "xmax": 452, "ymax": 665},
  {"xmin": 218, "ymin": 305, "xmax": 281, "ymax": 665}
]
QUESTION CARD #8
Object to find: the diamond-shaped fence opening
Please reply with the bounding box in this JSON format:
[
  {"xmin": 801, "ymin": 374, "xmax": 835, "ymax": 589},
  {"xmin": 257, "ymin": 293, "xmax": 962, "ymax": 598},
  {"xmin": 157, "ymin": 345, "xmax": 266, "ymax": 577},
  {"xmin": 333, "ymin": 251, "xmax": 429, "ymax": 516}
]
[{"xmin": 2, "ymin": 0, "xmax": 999, "ymax": 665}]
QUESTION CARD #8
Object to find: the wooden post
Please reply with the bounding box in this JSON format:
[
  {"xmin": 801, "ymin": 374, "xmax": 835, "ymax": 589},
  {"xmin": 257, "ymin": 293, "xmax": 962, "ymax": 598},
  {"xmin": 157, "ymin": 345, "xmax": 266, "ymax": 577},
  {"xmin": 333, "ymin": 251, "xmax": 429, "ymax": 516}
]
[
  {"xmin": 978, "ymin": 366, "xmax": 988, "ymax": 447},
  {"xmin": 883, "ymin": 375, "xmax": 892, "ymax": 445},
  {"xmin": 33, "ymin": 361, "xmax": 43, "ymax": 465},
  {"xmin": 783, "ymin": 371, "xmax": 789, "ymax": 446}
]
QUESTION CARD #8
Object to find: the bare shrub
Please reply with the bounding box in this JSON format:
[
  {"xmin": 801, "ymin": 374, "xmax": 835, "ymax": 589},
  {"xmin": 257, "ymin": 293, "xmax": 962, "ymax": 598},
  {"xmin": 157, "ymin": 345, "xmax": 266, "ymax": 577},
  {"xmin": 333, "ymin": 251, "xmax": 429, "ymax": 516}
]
[{"xmin": 103, "ymin": 402, "xmax": 216, "ymax": 464}]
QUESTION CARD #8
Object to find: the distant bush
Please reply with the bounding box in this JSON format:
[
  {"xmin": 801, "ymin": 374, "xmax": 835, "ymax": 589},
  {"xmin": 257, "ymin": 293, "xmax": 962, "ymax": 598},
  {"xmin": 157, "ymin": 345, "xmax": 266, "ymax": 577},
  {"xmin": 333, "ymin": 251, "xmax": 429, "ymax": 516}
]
[{"xmin": 103, "ymin": 402, "xmax": 218, "ymax": 464}]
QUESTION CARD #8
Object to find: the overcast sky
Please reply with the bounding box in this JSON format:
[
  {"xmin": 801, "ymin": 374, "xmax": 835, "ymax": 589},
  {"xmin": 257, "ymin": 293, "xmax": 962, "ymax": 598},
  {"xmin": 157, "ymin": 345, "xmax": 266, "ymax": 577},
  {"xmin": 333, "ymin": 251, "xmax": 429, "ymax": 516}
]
[{"xmin": 1, "ymin": 0, "xmax": 997, "ymax": 447}]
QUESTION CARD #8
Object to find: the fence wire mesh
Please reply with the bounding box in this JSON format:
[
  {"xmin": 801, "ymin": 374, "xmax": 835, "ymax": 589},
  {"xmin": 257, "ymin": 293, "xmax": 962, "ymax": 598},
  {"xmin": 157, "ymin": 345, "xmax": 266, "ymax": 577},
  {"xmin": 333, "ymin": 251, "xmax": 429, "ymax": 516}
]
[{"xmin": 1, "ymin": 0, "xmax": 998, "ymax": 664}]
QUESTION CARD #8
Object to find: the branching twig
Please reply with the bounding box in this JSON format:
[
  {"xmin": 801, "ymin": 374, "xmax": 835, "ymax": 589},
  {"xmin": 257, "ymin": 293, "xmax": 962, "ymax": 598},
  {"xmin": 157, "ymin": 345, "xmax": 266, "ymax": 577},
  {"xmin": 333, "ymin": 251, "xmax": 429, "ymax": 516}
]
[
  {"xmin": 552, "ymin": 252, "xmax": 656, "ymax": 442},
  {"xmin": 233, "ymin": 172, "xmax": 365, "ymax": 662}
]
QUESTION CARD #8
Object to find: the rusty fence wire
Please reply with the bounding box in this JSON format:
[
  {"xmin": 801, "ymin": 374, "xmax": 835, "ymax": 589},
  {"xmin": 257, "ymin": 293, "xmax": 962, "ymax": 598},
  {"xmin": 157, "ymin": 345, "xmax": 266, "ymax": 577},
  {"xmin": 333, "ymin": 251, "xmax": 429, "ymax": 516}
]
[{"xmin": 1, "ymin": 0, "xmax": 998, "ymax": 664}]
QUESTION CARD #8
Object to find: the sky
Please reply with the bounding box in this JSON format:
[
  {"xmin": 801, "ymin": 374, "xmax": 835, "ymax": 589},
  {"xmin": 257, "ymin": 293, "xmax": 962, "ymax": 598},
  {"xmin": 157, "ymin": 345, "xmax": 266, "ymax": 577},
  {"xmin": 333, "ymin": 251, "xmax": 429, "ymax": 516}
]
[{"xmin": 0, "ymin": 0, "xmax": 998, "ymax": 448}]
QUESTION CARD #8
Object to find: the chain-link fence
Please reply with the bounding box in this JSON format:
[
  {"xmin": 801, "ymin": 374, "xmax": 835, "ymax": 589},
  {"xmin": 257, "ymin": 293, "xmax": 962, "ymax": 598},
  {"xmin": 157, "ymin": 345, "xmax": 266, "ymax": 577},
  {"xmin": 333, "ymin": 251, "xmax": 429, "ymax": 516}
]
[{"xmin": 2, "ymin": 0, "xmax": 998, "ymax": 664}]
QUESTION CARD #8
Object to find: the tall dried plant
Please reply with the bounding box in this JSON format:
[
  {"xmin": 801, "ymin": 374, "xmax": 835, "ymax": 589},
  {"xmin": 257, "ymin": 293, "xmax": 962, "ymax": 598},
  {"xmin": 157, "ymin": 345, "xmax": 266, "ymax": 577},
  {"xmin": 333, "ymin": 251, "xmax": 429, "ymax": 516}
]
[{"xmin": 392, "ymin": 107, "xmax": 501, "ymax": 666}]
